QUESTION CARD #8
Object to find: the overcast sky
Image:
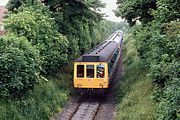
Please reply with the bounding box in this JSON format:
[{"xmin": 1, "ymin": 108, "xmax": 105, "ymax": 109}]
[
  {"xmin": 0, "ymin": 0, "xmax": 121, "ymax": 22},
  {"xmin": 100, "ymin": 0, "xmax": 121, "ymax": 22},
  {"xmin": 0, "ymin": 0, "xmax": 9, "ymax": 6}
]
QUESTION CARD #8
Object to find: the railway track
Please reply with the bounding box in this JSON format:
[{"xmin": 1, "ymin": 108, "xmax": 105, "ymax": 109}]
[
  {"xmin": 70, "ymin": 101, "xmax": 100, "ymax": 120},
  {"xmin": 52, "ymin": 98, "xmax": 101, "ymax": 120},
  {"xmin": 51, "ymin": 52, "xmax": 123, "ymax": 120}
]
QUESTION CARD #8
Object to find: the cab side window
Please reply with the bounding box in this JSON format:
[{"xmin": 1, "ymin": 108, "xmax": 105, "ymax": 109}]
[
  {"xmin": 86, "ymin": 65, "xmax": 94, "ymax": 78},
  {"xmin": 77, "ymin": 65, "xmax": 84, "ymax": 78},
  {"xmin": 97, "ymin": 64, "xmax": 105, "ymax": 78}
]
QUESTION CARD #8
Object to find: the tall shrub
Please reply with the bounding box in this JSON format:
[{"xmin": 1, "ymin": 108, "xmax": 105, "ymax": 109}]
[
  {"xmin": 116, "ymin": 0, "xmax": 180, "ymax": 119},
  {"xmin": 0, "ymin": 35, "xmax": 40, "ymax": 97},
  {"xmin": 5, "ymin": 3, "xmax": 69, "ymax": 74}
]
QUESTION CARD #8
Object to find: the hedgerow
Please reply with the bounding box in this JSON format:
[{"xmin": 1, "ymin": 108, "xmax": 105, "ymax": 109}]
[
  {"xmin": 4, "ymin": 3, "xmax": 69, "ymax": 74},
  {"xmin": 117, "ymin": 0, "xmax": 180, "ymax": 119},
  {"xmin": 0, "ymin": 35, "xmax": 40, "ymax": 97},
  {"xmin": 133, "ymin": 17, "xmax": 180, "ymax": 120}
]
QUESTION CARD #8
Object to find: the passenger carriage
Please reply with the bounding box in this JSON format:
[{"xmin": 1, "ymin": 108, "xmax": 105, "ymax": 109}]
[{"xmin": 73, "ymin": 31, "xmax": 123, "ymax": 93}]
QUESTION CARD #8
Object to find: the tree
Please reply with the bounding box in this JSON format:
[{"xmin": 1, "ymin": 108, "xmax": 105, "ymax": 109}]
[
  {"xmin": 5, "ymin": 3, "xmax": 68, "ymax": 74},
  {"xmin": 116, "ymin": 0, "xmax": 180, "ymax": 119},
  {"xmin": 152, "ymin": 0, "xmax": 180, "ymax": 23},
  {"xmin": 125, "ymin": 0, "xmax": 180, "ymax": 119},
  {"xmin": 6, "ymin": 0, "xmax": 39, "ymax": 11},
  {"xmin": 115, "ymin": 0, "xmax": 157, "ymax": 26},
  {"xmin": 6, "ymin": 0, "xmax": 22, "ymax": 11},
  {"xmin": 41, "ymin": 0, "xmax": 105, "ymax": 53}
]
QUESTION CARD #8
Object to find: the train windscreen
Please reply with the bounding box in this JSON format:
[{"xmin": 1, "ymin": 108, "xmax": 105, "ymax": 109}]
[
  {"xmin": 86, "ymin": 65, "xmax": 94, "ymax": 78},
  {"xmin": 77, "ymin": 65, "xmax": 84, "ymax": 78},
  {"xmin": 97, "ymin": 64, "xmax": 105, "ymax": 78}
]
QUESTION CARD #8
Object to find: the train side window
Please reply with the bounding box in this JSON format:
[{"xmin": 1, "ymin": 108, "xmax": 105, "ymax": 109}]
[
  {"xmin": 86, "ymin": 65, "xmax": 94, "ymax": 78},
  {"xmin": 77, "ymin": 65, "xmax": 84, "ymax": 78},
  {"xmin": 97, "ymin": 64, "xmax": 105, "ymax": 78}
]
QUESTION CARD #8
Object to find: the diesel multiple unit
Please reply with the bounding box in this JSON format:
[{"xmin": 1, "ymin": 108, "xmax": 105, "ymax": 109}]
[{"xmin": 73, "ymin": 31, "xmax": 123, "ymax": 93}]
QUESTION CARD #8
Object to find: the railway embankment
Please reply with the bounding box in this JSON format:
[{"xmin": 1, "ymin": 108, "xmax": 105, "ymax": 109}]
[
  {"xmin": 115, "ymin": 34, "xmax": 156, "ymax": 120},
  {"xmin": 0, "ymin": 72, "xmax": 70, "ymax": 120}
]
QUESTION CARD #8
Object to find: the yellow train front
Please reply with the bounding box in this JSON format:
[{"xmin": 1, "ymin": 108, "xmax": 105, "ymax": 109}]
[{"xmin": 73, "ymin": 31, "xmax": 123, "ymax": 94}]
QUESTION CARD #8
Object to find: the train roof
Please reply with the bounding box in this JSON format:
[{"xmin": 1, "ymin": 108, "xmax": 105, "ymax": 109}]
[{"xmin": 75, "ymin": 31, "xmax": 123, "ymax": 62}]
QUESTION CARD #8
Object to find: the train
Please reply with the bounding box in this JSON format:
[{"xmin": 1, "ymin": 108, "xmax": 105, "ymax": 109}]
[{"xmin": 73, "ymin": 30, "xmax": 123, "ymax": 94}]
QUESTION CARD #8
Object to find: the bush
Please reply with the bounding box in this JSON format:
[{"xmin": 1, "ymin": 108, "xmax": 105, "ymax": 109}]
[
  {"xmin": 0, "ymin": 35, "xmax": 40, "ymax": 97},
  {"xmin": 133, "ymin": 20, "xmax": 180, "ymax": 119},
  {"xmin": 4, "ymin": 3, "xmax": 68, "ymax": 74},
  {"xmin": 0, "ymin": 79, "xmax": 69, "ymax": 120}
]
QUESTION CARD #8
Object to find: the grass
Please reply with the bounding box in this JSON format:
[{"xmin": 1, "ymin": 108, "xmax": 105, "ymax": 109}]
[
  {"xmin": 115, "ymin": 34, "xmax": 156, "ymax": 120},
  {"xmin": 0, "ymin": 72, "xmax": 71, "ymax": 120}
]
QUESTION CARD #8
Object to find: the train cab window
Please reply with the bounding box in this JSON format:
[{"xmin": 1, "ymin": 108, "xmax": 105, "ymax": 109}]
[
  {"xmin": 97, "ymin": 64, "xmax": 105, "ymax": 78},
  {"xmin": 77, "ymin": 65, "xmax": 84, "ymax": 78},
  {"xmin": 86, "ymin": 65, "xmax": 94, "ymax": 78}
]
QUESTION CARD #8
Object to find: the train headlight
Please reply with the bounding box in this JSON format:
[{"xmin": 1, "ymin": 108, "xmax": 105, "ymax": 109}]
[
  {"xmin": 77, "ymin": 83, "xmax": 82, "ymax": 87},
  {"xmin": 99, "ymin": 83, "xmax": 103, "ymax": 87}
]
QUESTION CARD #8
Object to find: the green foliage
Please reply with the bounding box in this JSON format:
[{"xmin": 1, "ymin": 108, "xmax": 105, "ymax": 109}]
[
  {"xmin": 0, "ymin": 2, "xmax": 130, "ymax": 120},
  {"xmin": 152, "ymin": 0, "xmax": 180, "ymax": 23},
  {"xmin": 6, "ymin": 0, "xmax": 22, "ymax": 11},
  {"xmin": 133, "ymin": 20, "xmax": 180, "ymax": 120},
  {"xmin": 6, "ymin": 0, "xmax": 127, "ymax": 57},
  {"xmin": 115, "ymin": 0, "xmax": 157, "ymax": 26},
  {"xmin": 5, "ymin": 3, "xmax": 69, "ymax": 74},
  {"xmin": 41, "ymin": 0, "xmax": 107, "ymax": 54},
  {"xmin": 0, "ymin": 35, "xmax": 40, "ymax": 97},
  {"xmin": 134, "ymin": 21, "xmax": 179, "ymax": 85},
  {"xmin": 6, "ymin": 0, "xmax": 41, "ymax": 12},
  {"xmin": 132, "ymin": 7, "xmax": 179, "ymax": 120},
  {"xmin": 117, "ymin": 0, "xmax": 180, "ymax": 119},
  {"xmin": 156, "ymin": 78, "xmax": 180, "ymax": 120},
  {"xmin": 116, "ymin": 34, "xmax": 156, "ymax": 120},
  {"xmin": 0, "ymin": 77, "xmax": 69, "ymax": 120},
  {"xmin": 84, "ymin": 0, "xmax": 106, "ymax": 10}
]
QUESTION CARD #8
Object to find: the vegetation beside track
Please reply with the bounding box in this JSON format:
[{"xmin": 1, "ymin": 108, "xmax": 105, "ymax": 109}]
[
  {"xmin": 0, "ymin": 73, "xmax": 69, "ymax": 120},
  {"xmin": 115, "ymin": 34, "xmax": 156, "ymax": 120},
  {"xmin": 116, "ymin": 0, "xmax": 179, "ymax": 119}
]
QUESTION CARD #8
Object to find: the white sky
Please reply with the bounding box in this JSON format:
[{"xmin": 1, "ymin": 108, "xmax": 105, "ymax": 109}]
[
  {"xmin": 100, "ymin": 0, "xmax": 122, "ymax": 22},
  {"xmin": 0, "ymin": 0, "xmax": 9, "ymax": 6},
  {"xmin": 0, "ymin": 0, "xmax": 121, "ymax": 22}
]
